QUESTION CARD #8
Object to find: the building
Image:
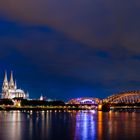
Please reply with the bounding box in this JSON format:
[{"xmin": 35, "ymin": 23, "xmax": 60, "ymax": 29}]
[
  {"xmin": 1, "ymin": 71, "xmax": 29, "ymax": 99},
  {"xmin": 39, "ymin": 94, "xmax": 44, "ymax": 100}
]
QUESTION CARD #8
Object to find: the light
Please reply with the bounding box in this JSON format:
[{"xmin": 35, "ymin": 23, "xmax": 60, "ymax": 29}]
[
  {"xmin": 98, "ymin": 104, "xmax": 102, "ymax": 111},
  {"xmin": 90, "ymin": 110, "xmax": 96, "ymax": 114},
  {"xmin": 18, "ymin": 102, "xmax": 21, "ymax": 107}
]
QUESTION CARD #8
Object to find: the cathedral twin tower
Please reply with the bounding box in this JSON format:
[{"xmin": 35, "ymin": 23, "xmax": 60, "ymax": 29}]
[{"xmin": 2, "ymin": 71, "xmax": 28, "ymax": 99}]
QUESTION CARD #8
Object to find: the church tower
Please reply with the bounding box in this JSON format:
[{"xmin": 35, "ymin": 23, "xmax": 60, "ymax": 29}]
[
  {"xmin": 2, "ymin": 71, "xmax": 9, "ymax": 98},
  {"xmin": 14, "ymin": 80, "xmax": 17, "ymax": 90},
  {"xmin": 1, "ymin": 71, "xmax": 28, "ymax": 99},
  {"xmin": 2, "ymin": 71, "xmax": 9, "ymax": 92},
  {"xmin": 9, "ymin": 71, "xmax": 15, "ymax": 89}
]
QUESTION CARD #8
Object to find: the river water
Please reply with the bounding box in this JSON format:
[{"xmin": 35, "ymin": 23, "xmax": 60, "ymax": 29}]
[{"xmin": 0, "ymin": 111, "xmax": 140, "ymax": 140}]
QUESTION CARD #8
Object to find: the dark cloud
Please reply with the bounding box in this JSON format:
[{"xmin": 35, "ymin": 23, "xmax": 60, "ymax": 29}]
[
  {"xmin": 0, "ymin": 0, "xmax": 140, "ymax": 53},
  {"xmin": 0, "ymin": 1, "xmax": 140, "ymax": 99}
]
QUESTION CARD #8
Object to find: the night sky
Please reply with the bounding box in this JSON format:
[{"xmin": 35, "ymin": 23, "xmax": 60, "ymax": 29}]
[{"xmin": 0, "ymin": 0, "xmax": 140, "ymax": 100}]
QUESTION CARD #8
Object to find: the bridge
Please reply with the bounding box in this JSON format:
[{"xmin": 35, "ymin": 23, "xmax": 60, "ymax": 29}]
[
  {"xmin": 103, "ymin": 91, "xmax": 140, "ymax": 104},
  {"xmin": 67, "ymin": 91, "xmax": 140, "ymax": 111},
  {"xmin": 67, "ymin": 97, "xmax": 101, "ymax": 105},
  {"xmin": 67, "ymin": 97, "xmax": 102, "ymax": 110}
]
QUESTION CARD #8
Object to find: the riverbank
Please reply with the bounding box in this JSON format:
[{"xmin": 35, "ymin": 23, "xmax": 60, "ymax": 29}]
[{"xmin": 0, "ymin": 106, "xmax": 97, "ymax": 111}]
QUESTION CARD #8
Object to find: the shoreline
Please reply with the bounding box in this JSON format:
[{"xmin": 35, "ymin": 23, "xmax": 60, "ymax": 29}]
[
  {"xmin": 1, "ymin": 106, "xmax": 140, "ymax": 112},
  {"xmin": 0, "ymin": 106, "xmax": 97, "ymax": 111}
]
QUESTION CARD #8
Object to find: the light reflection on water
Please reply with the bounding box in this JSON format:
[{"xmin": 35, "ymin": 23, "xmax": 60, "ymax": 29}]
[
  {"xmin": 0, "ymin": 111, "xmax": 140, "ymax": 140},
  {"xmin": 74, "ymin": 111, "xmax": 96, "ymax": 140}
]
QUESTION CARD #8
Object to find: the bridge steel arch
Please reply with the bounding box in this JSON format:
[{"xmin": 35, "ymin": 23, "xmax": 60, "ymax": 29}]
[
  {"xmin": 104, "ymin": 91, "xmax": 140, "ymax": 104},
  {"xmin": 67, "ymin": 97, "xmax": 101, "ymax": 105}
]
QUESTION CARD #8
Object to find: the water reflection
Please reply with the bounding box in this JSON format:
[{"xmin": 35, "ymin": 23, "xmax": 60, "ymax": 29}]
[
  {"xmin": 99, "ymin": 111, "xmax": 140, "ymax": 140},
  {"xmin": 97, "ymin": 111, "xmax": 102, "ymax": 140},
  {"xmin": 0, "ymin": 111, "xmax": 22, "ymax": 140},
  {"xmin": 0, "ymin": 111, "xmax": 140, "ymax": 140},
  {"xmin": 74, "ymin": 111, "xmax": 96, "ymax": 140}
]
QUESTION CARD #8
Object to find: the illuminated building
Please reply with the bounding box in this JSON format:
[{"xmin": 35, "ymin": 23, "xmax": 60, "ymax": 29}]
[
  {"xmin": 1, "ymin": 71, "xmax": 29, "ymax": 99},
  {"xmin": 39, "ymin": 94, "xmax": 44, "ymax": 100}
]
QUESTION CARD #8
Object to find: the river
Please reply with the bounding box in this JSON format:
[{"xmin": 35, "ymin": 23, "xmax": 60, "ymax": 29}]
[{"xmin": 0, "ymin": 111, "xmax": 139, "ymax": 140}]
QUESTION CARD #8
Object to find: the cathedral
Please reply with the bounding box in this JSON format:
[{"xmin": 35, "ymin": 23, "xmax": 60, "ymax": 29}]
[{"xmin": 1, "ymin": 71, "xmax": 29, "ymax": 99}]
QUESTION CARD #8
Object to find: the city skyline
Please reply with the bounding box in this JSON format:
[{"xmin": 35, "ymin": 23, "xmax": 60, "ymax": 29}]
[
  {"xmin": 0, "ymin": 1, "xmax": 140, "ymax": 140},
  {"xmin": 0, "ymin": 0, "xmax": 140, "ymax": 100},
  {"xmin": 0, "ymin": 70, "xmax": 139, "ymax": 101}
]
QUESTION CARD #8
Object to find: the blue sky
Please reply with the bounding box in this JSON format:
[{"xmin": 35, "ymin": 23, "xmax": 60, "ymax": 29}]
[{"xmin": 0, "ymin": 0, "xmax": 140, "ymax": 100}]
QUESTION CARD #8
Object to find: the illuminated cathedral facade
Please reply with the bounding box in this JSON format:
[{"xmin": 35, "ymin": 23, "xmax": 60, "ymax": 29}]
[{"xmin": 1, "ymin": 71, "xmax": 29, "ymax": 99}]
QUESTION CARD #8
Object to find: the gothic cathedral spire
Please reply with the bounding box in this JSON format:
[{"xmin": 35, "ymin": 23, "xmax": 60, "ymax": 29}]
[
  {"xmin": 2, "ymin": 71, "xmax": 9, "ymax": 91},
  {"xmin": 4, "ymin": 71, "xmax": 8, "ymax": 83},
  {"xmin": 14, "ymin": 80, "xmax": 17, "ymax": 89},
  {"xmin": 9, "ymin": 71, "xmax": 15, "ymax": 89},
  {"xmin": 1, "ymin": 71, "xmax": 28, "ymax": 99}
]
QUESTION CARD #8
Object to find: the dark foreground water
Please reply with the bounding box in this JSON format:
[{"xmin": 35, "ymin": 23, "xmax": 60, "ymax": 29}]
[{"xmin": 0, "ymin": 111, "xmax": 140, "ymax": 140}]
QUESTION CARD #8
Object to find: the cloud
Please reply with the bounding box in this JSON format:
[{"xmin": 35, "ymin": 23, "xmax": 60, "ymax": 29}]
[
  {"xmin": 0, "ymin": 0, "xmax": 140, "ymax": 98},
  {"xmin": 0, "ymin": 17, "xmax": 139, "ymax": 86},
  {"xmin": 0, "ymin": 0, "xmax": 140, "ymax": 53}
]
